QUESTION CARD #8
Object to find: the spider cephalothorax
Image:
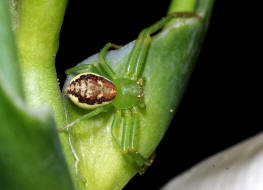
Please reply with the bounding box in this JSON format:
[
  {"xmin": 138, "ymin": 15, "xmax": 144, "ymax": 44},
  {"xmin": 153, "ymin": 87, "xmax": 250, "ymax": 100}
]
[{"xmin": 61, "ymin": 12, "xmax": 200, "ymax": 174}]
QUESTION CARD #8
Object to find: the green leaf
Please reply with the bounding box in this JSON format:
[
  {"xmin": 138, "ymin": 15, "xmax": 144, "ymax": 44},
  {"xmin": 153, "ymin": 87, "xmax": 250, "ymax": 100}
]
[
  {"xmin": 0, "ymin": 0, "xmax": 23, "ymax": 98},
  {"xmin": 0, "ymin": 88, "xmax": 75, "ymax": 190},
  {"xmin": 0, "ymin": 1, "xmax": 74, "ymax": 189},
  {"xmin": 63, "ymin": 0, "xmax": 214, "ymax": 189}
]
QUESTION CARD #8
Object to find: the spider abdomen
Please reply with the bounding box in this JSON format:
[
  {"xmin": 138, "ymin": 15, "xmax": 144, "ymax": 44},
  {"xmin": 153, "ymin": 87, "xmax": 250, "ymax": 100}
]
[{"xmin": 65, "ymin": 72, "xmax": 116, "ymax": 109}]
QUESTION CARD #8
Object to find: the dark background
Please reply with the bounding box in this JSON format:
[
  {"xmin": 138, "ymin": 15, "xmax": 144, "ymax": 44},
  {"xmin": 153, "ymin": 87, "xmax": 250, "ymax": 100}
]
[{"xmin": 56, "ymin": 1, "xmax": 259, "ymax": 189}]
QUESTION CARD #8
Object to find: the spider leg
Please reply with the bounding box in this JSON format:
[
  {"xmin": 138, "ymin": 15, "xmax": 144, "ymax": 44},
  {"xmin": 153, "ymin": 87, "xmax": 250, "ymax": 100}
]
[
  {"xmin": 65, "ymin": 42, "xmax": 122, "ymax": 77},
  {"xmin": 129, "ymin": 107, "xmax": 153, "ymax": 174},
  {"xmin": 65, "ymin": 63, "xmax": 103, "ymax": 76},
  {"xmin": 110, "ymin": 110, "xmax": 142, "ymax": 172},
  {"xmin": 111, "ymin": 110, "xmax": 122, "ymax": 144},
  {"xmin": 59, "ymin": 105, "xmax": 111, "ymax": 132},
  {"xmin": 124, "ymin": 12, "xmax": 201, "ymax": 80},
  {"xmin": 98, "ymin": 42, "xmax": 122, "ymax": 80},
  {"xmin": 117, "ymin": 109, "xmax": 151, "ymax": 174}
]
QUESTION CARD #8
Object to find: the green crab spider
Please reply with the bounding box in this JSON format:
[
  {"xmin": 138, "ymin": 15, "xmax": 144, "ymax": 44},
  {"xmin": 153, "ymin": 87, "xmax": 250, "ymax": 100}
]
[{"xmin": 60, "ymin": 12, "xmax": 200, "ymax": 174}]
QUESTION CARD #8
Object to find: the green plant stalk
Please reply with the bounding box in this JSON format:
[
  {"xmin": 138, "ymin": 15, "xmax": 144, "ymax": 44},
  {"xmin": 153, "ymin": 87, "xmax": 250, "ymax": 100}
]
[
  {"xmin": 168, "ymin": 0, "xmax": 197, "ymax": 13},
  {"xmin": 15, "ymin": 0, "xmax": 66, "ymax": 127},
  {"xmin": 0, "ymin": 1, "xmax": 74, "ymax": 190},
  {"xmin": 13, "ymin": 0, "xmax": 81, "ymax": 187},
  {"xmin": 166, "ymin": 0, "xmax": 197, "ymax": 27},
  {"xmin": 63, "ymin": 0, "xmax": 214, "ymax": 189}
]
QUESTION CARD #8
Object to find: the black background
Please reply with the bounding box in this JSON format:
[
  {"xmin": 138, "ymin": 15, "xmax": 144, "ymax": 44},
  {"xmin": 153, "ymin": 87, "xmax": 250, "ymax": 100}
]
[{"xmin": 56, "ymin": 1, "xmax": 260, "ymax": 189}]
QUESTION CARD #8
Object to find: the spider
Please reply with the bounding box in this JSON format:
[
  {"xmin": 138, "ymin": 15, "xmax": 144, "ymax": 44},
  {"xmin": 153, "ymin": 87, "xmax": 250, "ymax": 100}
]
[{"xmin": 60, "ymin": 12, "xmax": 200, "ymax": 174}]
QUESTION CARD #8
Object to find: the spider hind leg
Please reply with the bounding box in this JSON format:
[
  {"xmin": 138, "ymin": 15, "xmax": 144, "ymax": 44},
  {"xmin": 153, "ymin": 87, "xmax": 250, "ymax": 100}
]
[{"xmin": 111, "ymin": 108, "xmax": 152, "ymax": 174}]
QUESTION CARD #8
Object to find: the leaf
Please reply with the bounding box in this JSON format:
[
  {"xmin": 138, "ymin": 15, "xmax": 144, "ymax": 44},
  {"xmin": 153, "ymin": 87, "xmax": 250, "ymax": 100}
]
[
  {"xmin": 0, "ymin": 0, "xmax": 23, "ymax": 98},
  {"xmin": 62, "ymin": 0, "xmax": 214, "ymax": 189},
  {"xmin": 0, "ymin": 88, "xmax": 75, "ymax": 190}
]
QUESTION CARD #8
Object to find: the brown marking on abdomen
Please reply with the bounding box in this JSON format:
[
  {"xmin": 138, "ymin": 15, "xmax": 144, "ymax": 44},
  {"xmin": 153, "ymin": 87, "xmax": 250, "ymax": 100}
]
[{"xmin": 65, "ymin": 74, "xmax": 116, "ymax": 105}]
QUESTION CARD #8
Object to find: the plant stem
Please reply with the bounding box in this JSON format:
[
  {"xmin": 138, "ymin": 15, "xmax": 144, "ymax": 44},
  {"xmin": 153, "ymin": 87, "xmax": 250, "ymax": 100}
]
[
  {"xmin": 166, "ymin": 0, "xmax": 197, "ymax": 27},
  {"xmin": 1, "ymin": 1, "xmax": 75, "ymax": 190},
  {"xmin": 14, "ymin": 0, "xmax": 80, "ymax": 187},
  {"xmin": 15, "ymin": 0, "xmax": 67, "ymax": 128},
  {"xmin": 168, "ymin": 0, "xmax": 197, "ymax": 13}
]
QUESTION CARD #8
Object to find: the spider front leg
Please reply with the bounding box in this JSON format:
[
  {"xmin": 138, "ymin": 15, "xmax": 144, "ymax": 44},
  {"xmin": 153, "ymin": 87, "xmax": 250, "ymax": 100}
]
[
  {"xmin": 125, "ymin": 12, "xmax": 201, "ymax": 80},
  {"xmin": 66, "ymin": 42, "xmax": 121, "ymax": 78},
  {"xmin": 98, "ymin": 42, "xmax": 122, "ymax": 80},
  {"xmin": 65, "ymin": 63, "xmax": 103, "ymax": 76}
]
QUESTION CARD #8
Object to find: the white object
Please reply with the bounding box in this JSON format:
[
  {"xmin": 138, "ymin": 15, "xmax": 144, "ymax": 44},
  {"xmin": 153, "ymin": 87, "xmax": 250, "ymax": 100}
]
[{"xmin": 161, "ymin": 133, "xmax": 263, "ymax": 190}]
